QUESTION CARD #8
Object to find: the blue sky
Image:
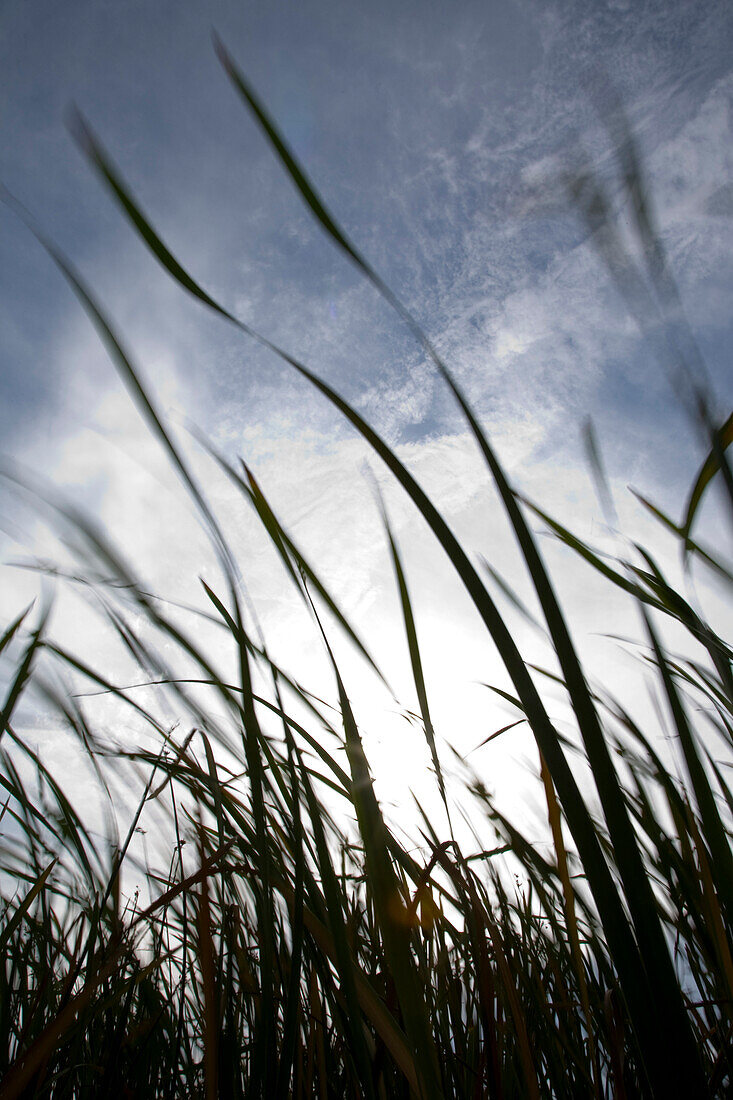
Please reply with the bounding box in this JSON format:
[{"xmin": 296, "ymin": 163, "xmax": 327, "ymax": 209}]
[
  {"xmin": 2, "ymin": 0, "xmax": 731, "ymax": 463},
  {"xmin": 1, "ymin": 0, "xmax": 731, "ymax": 825}
]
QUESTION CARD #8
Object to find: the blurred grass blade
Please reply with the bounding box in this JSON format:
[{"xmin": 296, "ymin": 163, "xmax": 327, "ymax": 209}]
[
  {"xmin": 0, "ymin": 608, "xmax": 49, "ymax": 743},
  {"xmin": 682, "ymin": 411, "xmax": 733, "ymax": 544},
  {"xmin": 0, "ymin": 604, "xmax": 34, "ymax": 659},
  {"xmin": 480, "ymin": 557, "xmax": 544, "ymax": 631},
  {"xmin": 582, "ymin": 417, "xmax": 617, "ymax": 528},
  {"xmin": 209, "ymin": 451, "xmax": 390, "ymax": 690}
]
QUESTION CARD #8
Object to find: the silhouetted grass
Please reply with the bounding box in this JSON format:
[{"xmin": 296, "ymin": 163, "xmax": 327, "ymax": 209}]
[{"xmin": 1, "ymin": 40, "xmax": 732, "ymax": 1098}]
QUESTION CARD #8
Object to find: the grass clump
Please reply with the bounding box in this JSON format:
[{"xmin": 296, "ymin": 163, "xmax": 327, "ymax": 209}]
[{"xmin": 1, "ymin": 40, "xmax": 732, "ymax": 1099}]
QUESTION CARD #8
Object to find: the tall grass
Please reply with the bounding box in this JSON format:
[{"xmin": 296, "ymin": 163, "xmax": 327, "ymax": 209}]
[{"xmin": 1, "ymin": 41, "xmax": 732, "ymax": 1097}]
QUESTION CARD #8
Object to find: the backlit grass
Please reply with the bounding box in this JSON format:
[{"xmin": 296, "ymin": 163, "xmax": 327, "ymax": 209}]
[{"xmin": 1, "ymin": 40, "xmax": 732, "ymax": 1098}]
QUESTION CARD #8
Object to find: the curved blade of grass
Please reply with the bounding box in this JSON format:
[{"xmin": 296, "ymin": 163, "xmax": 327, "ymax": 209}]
[
  {"xmin": 521, "ymin": 496, "xmax": 665, "ymax": 610},
  {"xmin": 682, "ymin": 412, "xmax": 733, "ymax": 543},
  {"xmin": 69, "ymin": 666, "xmax": 353, "ymax": 798},
  {"xmin": 67, "ymin": 109, "xmax": 239, "ymax": 327},
  {"xmin": 0, "ymin": 607, "xmax": 49, "ymax": 744},
  {"xmin": 633, "ymin": 545, "xmax": 733, "ymax": 706},
  {"xmin": 33, "ymin": 242, "xmax": 230, "ymax": 574},
  {"xmin": 201, "ymin": 446, "xmax": 389, "ymax": 692},
  {"xmin": 630, "ymin": 487, "xmax": 733, "ymax": 583},
  {"xmin": 0, "ymin": 604, "xmax": 35, "ymax": 659},
  {"xmin": 379, "ymin": 499, "xmax": 451, "ymax": 833},
  {"xmin": 45, "ymin": 642, "xmax": 171, "ymax": 736},
  {"xmin": 465, "ymin": 718, "xmax": 526, "ymax": 758},
  {"xmin": 480, "ymin": 557, "xmax": 544, "ymax": 632},
  {"xmin": 212, "ymin": 35, "xmax": 372, "ymax": 278}
]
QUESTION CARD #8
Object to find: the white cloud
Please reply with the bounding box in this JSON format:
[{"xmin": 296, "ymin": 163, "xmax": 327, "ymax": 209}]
[{"xmin": 5, "ymin": 329, "xmax": 727, "ymax": 853}]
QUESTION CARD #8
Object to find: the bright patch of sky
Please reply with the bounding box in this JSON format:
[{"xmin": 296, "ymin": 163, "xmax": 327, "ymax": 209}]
[{"xmin": 0, "ymin": 0, "xmax": 731, "ymax": 841}]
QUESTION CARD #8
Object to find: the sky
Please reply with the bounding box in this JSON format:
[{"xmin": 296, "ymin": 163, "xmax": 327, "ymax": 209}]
[{"xmin": 1, "ymin": 0, "xmax": 732, "ymax": 841}]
